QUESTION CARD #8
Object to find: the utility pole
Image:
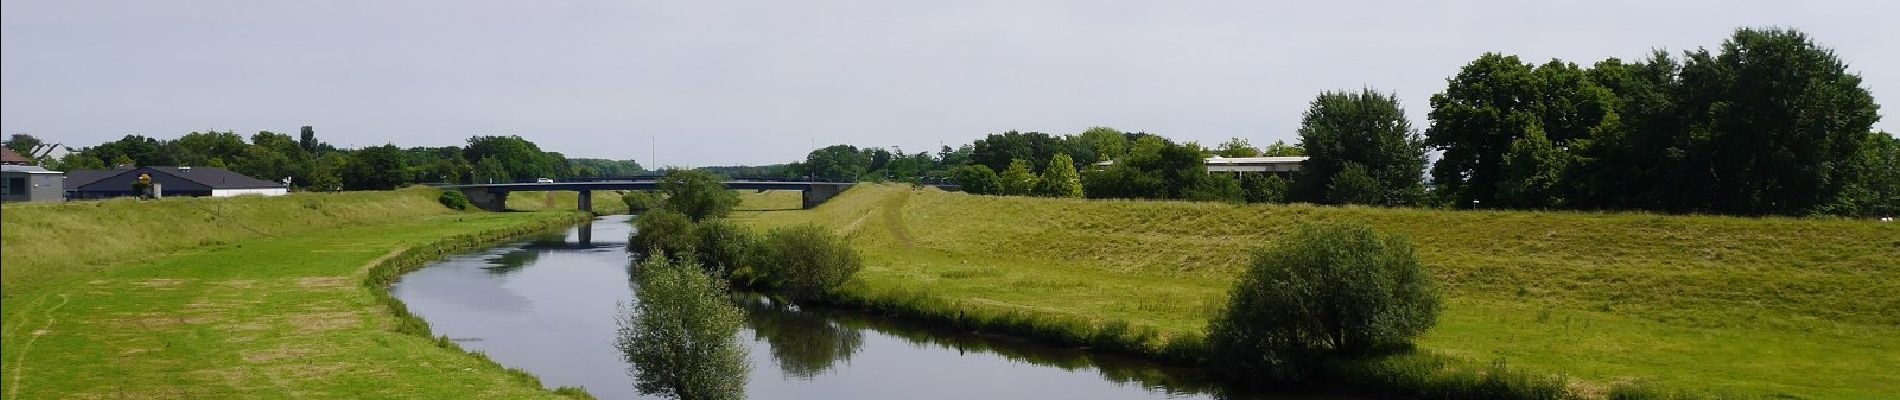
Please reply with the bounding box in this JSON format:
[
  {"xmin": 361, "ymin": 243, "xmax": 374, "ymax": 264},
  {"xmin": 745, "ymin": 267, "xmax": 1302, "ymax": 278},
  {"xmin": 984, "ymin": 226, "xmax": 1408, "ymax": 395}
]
[{"xmin": 650, "ymin": 136, "xmax": 656, "ymax": 171}]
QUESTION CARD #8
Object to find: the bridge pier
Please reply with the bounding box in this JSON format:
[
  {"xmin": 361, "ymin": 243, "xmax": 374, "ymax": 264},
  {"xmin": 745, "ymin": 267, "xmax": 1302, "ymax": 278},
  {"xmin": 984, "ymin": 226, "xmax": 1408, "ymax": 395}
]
[
  {"xmin": 577, "ymin": 190, "xmax": 593, "ymax": 213},
  {"xmin": 461, "ymin": 188, "xmax": 509, "ymax": 212},
  {"xmin": 801, "ymin": 184, "xmax": 845, "ymax": 209}
]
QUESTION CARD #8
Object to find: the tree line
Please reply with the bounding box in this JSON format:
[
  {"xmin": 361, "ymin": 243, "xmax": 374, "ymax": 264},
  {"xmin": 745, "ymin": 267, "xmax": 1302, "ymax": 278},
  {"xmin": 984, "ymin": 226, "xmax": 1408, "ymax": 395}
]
[
  {"xmin": 3, "ymin": 128, "xmax": 645, "ymax": 191},
  {"xmin": 790, "ymin": 27, "xmax": 1895, "ymax": 217}
]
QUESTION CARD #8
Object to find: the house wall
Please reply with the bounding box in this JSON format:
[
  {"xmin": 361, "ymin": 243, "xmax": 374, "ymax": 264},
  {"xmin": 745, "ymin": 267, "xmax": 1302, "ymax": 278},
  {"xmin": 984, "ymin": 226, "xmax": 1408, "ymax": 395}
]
[
  {"xmin": 211, "ymin": 188, "xmax": 288, "ymax": 197},
  {"xmin": 2, "ymin": 172, "xmax": 65, "ymax": 202}
]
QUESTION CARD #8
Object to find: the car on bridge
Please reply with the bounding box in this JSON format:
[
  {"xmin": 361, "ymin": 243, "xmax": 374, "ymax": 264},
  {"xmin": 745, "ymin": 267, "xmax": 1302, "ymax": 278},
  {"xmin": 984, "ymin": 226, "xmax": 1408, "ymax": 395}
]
[{"xmin": 534, "ymin": 178, "xmax": 554, "ymax": 184}]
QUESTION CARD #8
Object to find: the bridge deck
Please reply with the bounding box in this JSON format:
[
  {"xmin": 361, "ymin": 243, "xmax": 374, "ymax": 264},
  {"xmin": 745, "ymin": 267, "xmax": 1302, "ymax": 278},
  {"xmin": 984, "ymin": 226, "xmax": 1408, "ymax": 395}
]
[{"xmin": 437, "ymin": 181, "xmax": 854, "ymax": 212}]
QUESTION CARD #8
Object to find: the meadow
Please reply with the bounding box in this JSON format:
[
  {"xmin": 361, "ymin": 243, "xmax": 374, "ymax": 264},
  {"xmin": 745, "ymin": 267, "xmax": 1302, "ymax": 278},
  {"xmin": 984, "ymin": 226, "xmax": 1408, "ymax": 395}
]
[
  {"xmin": 1, "ymin": 188, "xmax": 604, "ymax": 398},
  {"xmin": 729, "ymin": 185, "xmax": 1900, "ymax": 399}
]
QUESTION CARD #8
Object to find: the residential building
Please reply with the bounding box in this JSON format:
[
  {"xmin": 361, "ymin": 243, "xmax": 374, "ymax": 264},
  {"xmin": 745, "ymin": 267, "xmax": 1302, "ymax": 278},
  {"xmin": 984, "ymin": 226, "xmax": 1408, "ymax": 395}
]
[{"xmin": 64, "ymin": 166, "xmax": 288, "ymax": 199}]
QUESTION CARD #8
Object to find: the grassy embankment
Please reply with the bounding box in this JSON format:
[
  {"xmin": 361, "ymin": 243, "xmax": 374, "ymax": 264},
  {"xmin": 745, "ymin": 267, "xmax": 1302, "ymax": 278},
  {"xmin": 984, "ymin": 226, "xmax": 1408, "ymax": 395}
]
[
  {"xmin": 1, "ymin": 188, "xmax": 601, "ymax": 398},
  {"xmin": 729, "ymin": 184, "xmax": 1899, "ymax": 399},
  {"xmin": 506, "ymin": 190, "xmax": 632, "ymax": 214}
]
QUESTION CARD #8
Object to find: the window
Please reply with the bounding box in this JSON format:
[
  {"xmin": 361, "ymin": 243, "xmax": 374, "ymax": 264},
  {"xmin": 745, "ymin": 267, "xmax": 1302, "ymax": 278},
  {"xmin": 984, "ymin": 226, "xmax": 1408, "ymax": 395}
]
[{"xmin": 5, "ymin": 177, "xmax": 25, "ymax": 195}]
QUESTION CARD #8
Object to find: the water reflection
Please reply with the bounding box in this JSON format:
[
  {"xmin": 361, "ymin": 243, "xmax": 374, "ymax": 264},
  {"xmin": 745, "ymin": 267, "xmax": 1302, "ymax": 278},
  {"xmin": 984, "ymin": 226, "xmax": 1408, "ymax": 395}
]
[
  {"xmin": 736, "ymin": 295, "xmax": 864, "ymax": 380},
  {"xmin": 392, "ymin": 215, "xmax": 1342, "ymax": 400},
  {"xmin": 617, "ymin": 257, "xmax": 749, "ymax": 400}
]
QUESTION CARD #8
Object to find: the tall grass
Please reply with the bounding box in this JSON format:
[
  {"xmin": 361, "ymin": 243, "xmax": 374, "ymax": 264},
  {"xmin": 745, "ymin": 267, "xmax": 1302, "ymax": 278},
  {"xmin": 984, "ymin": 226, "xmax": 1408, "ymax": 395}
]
[
  {"xmin": 1, "ymin": 188, "xmax": 456, "ymax": 295},
  {"xmin": 729, "ymin": 184, "xmax": 1900, "ymax": 399}
]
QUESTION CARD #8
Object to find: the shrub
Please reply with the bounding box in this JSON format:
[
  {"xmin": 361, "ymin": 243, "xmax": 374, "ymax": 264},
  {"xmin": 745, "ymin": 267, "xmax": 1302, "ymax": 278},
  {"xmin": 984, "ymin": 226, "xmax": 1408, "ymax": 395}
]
[
  {"xmin": 622, "ymin": 191, "xmax": 663, "ymax": 212},
  {"xmin": 630, "ymin": 209, "xmax": 698, "ymax": 259},
  {"xmin": 437, "ymin": 190, "xmax": 472, "ymax": 210},
  {"xmin": 695, "ymin": 219, "xmax": 756, "ymax": 279},
  {"xmin": 658, "ymin": 169, "xmax": 739, "ymax": 221},
  {"xmin": 1207, "ymin": 222, "xmax": 1440, "ymax": 383},
  {"xmin": 952, "ymin": 165, "xmax": 1004, "ymax": 195},
  {"xmin": 617, "ymin": 255, "xmax": 748, "ymax": 400},
  {"xmin": 750, "ymin": 224, "xmax": 862, "ymax": 302}
]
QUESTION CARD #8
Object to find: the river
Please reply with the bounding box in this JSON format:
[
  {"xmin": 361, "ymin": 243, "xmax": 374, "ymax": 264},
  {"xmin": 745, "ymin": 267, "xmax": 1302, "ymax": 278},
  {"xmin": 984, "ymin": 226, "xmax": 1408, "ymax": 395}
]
[{"xmin": 390, "ymin": 215, "xmax": 1320, "ymax": 399}]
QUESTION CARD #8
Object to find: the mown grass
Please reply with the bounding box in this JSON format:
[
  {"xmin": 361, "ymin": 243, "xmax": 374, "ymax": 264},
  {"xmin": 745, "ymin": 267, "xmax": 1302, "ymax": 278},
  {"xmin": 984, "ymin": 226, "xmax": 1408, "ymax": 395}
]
[
  {"xmin": 2, "ymin": 188, "xmax": 455, "ymax": 296},
  {"xmin": 1, "ymin": 189, "xmax": 600, "ymax": 398},
  {"xmin": 730, "ymin": 184, "xmax": 1900, "ymax": 399},
  {"xmin": 731, "ymin": 190, "xmax": 804, "ymax": 211},
  {"xmin": 504, "ymin": 190, "xmax": 633, "ymax": 214}
]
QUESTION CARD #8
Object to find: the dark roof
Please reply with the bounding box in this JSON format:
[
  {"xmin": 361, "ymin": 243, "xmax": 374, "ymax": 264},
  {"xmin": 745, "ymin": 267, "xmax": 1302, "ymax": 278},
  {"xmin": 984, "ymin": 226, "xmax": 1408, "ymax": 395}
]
[
  {"xmin": 63, "ymin": 169, "xmax": 125, "ymax": 191},
  {"xmin": 0, "ymin": 148, "xmax": 29, "ymax": 165},
  {"xmin": 64, "ymin": 166, "xmax": 286, "ymax": 191}
]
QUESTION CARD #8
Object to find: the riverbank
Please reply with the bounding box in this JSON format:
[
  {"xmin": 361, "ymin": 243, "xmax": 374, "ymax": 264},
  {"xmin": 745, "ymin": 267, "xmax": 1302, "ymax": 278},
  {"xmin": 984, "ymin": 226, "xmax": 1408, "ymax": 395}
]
[
  {"xmin": 728, "ymin": 184, "xmax": 1899, "ymax": 399},
  {"xmin": 1, "ymin": 189, "xmax": 599, "ymax": 398}
]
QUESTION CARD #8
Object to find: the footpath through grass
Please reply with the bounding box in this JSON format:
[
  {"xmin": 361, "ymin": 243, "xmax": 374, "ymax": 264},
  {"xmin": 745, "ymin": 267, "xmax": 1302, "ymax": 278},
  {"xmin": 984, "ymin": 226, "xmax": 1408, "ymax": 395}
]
[
  {"xmin": 730, "ymin": 184, "xmax": 1899, "ymax": 399},
  {"xmin": 1, "ymin": 189, "xmax": 604, "ymax": 398}
]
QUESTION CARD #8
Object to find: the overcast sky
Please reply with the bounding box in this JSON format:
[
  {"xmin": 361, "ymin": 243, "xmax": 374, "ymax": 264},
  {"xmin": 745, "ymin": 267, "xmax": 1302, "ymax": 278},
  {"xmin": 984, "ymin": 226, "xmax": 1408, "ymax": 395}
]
[{"xmin": 3, "ymin": 1, "xmax": 1895, "ymax": 167}]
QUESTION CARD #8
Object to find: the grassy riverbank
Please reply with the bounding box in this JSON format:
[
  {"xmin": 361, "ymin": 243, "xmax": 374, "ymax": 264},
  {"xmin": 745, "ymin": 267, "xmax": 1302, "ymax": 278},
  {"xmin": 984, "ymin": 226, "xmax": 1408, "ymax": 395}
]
[
  {"xmin": 730, "ymin": 184, "xmax": 1899, "ymax": 399},
  {"xmin": 506, "ymin": 190, "xmax": 632, "ymax": 214},
  {"xmin": 1, "ymin": 190, "xmax": 597, "ymax": 398}
]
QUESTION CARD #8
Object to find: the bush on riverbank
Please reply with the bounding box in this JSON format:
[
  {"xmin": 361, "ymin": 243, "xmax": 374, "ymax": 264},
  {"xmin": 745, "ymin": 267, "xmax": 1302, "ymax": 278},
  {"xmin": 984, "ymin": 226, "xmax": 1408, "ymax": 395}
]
[
  {"xmin": 622, "ymin": 191, "xmax": 662, "ymax": 212},
  {"xmin": 658, "ymin": 169, "xmax": 740, "ymax": 221},
  {"xmin": 1208, "ymin": 222, "xmax": 1440, "ymax": 384},
  {"xmin": 439, "ymin": 190, "xmax": 473, "ymax": 210},
  {"xmin": 748, "ymin": 224, "xmax": 863, "ymax": 302},
  {"xmin": 631, "ymin": 209, "xmax": 698, "ymax": 259},
  {"xmin": 617, "ymin": 254, "xmax": 749, "ymax": 400},
  {"xmin": 695, "ymin": 219, "xmax": 756, "ymax": 279}
]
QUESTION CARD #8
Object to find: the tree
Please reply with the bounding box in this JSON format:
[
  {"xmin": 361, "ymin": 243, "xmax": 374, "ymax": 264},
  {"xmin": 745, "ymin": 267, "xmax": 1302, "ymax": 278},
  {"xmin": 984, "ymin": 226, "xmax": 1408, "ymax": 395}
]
[
  {"xmin": 1215, "ymin": 138, "xmax": 1262, "ymax": 158},
  {"xmin": 695, "ymin": 219, "xmax": 756, "ymax": 279},
  {"xmin": 171, "ymin": 131, "xmax": 247, "ymax": 167},
  {"xmin": 1036, "ymin": 153, "xmax": 1083, "ymax": 198},
  {"xmin": 750, "ymin": 224, "xmax": 863, "ymax": 303},
  {"xmin": 1242, "ymin": 174, "xmax": 1290, "ymax": 204},
  {"xmin": 1070, "ymin": 126, "xmax": 1129, "ymax": 165},
  {"xmin": 1261, "ymin": 140, "xmax": 1305, "ymax": 157},
  {"xmin": 473, "ymin": 156, "xmax": 509, "ymax": 184},
  {"xmin": 631, "ymin": 209, "xmax": 700, "ymax": 259},
  {"xmin": 658, "ymin": 169, "xmax": 740, "ymax": 221},
  {"xmin": 998, "ymin": 159, "xmax": 1040, "ymax": 196},
  {"xmin": 464, "ymin": 135, "xmax": 558, "ymax": 180},
  {"xmin": 1497, "ymin": 128, "xmax": 1569, "ymax": 208},
  {"xmin": 800, "ymin": 145, "xmax": 871, "ymax": 182},
  {"xmin": 1426, "ymin": 55, "xmax": 1617, "ymax": 208},
  {"xmin": 1325, "ymin": 163, "xmax": 1381, "ymax": 205},
  {"xmin": 340, "ymin": 144, "xmax": 407, "ymax": 190},
  {"xmin": 1293, "ymin": 89, "xmax": 1427, "ymax": 206},
  {"xmin": 617, "ymin": 255, "xmax": 748, "ymax": 400},
  {"xmin": 1672, "ymin": 28, "xmax": 1880, "ymax": 215},
  {"xmin": 970, "ymin": 131, "xmax": 1064, "ymax": 174},
  {"xmin": 951, "ymin": 165, "xmax": 1003, "ymax": 195},
  {"xmin": 1208, "ymin": 223, "xmax": 1439, "ymax": 381},
  {"xmin": 4, "ymin": 134, "xmax": 43, "ymax": 158}
]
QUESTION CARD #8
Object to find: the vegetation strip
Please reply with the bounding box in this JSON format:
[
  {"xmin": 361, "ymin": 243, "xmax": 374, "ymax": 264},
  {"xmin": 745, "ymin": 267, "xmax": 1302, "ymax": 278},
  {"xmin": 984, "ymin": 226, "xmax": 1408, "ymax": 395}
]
[
  {"xmin": 0, "ymin": 189, "xmax": 614, "ymax": 399},
  {"xmin": 728, "ymin": 184, "xmax": 1898, "ymax": 399}
]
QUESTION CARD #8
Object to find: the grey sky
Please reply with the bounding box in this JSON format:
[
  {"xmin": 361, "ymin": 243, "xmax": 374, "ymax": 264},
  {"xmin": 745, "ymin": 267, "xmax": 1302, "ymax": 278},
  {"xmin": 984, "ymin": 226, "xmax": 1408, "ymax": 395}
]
[{"xmin": 4, "ymin": 1, "xmax": 1895, "ymax": 167}]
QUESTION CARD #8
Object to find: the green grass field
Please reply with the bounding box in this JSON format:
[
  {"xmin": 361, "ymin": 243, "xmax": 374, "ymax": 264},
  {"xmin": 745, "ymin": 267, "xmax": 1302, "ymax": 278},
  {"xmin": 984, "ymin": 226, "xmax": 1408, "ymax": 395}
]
[
  {"xmin": 1, "ymin": 189, "xmax": 598, "ymax": 398},
  {"xmin": 730, "ymin": 184, "xmax": 1900, "ymax": 399}
]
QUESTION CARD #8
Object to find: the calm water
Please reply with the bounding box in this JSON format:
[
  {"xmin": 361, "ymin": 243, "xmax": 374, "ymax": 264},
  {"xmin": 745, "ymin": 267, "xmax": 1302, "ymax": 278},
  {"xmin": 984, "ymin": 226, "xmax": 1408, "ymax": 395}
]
[{"xmin": 390, "ymin": 215, "xmax": 1318, "ymax": 400}]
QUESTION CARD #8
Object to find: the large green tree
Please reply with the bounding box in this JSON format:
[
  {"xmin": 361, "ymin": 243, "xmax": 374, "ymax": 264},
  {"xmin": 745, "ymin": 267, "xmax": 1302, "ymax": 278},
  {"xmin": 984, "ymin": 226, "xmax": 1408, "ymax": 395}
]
[
  {"xmin": 1426, "ymin": 55, "xmax": 1617, "ymax": 208},
  {"xmin": 1671, "ymin": 28, "xmax": 1880, "ymax": 215},
  {"xmin": 800, "ymin": 145, "xmax": 871, "ymax": 182},
  {"xmin": 998, "ymin": 159, "xmax": 1040, "ymax": 196},
  {"xmin": 1036, "ymin": 153, "xmax": 1083, "ymax": 198},
  {"xmin": 1293, "ymin": 89, "xmax": 1427, "ymax": 206},
  {"xmin": 340, "ymin": 144, "xmax": 407, "ymax": 190},
  {"xmin": 658, "ymin": 169, "xmax": 740, "ymax": 221}
]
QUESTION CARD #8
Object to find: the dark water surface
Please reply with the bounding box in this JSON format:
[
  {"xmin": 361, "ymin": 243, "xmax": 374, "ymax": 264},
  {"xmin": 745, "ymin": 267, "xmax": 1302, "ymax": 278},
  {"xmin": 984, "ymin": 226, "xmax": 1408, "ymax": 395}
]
[{"xmin": 391, "ymin": 215, "xmax": 1323, "ymax": 400}]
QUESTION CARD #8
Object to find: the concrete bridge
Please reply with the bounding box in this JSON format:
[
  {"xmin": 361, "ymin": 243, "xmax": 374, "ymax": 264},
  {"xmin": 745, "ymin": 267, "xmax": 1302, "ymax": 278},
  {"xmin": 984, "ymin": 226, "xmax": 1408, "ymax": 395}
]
[{"xmin": 438, "ymin": 181, "xmax": 855, "ymax": 213}]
